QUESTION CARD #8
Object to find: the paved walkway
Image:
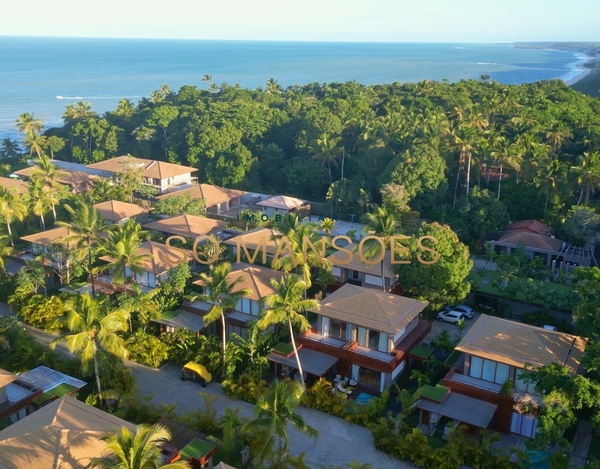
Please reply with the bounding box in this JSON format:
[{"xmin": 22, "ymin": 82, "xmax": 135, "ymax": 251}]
[{"xmin": 570, "ymin": 419, "xmax": 593, "ymax": 468}]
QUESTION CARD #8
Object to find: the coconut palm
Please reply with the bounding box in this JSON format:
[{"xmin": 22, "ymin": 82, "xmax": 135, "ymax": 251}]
[
  {"xmin": 31, "ymin": 153, "xmax": 68, "ymax": 190},
  {"xmin": 118, "ymin": 284, "xmax": 161, "ymax": 332},
  {"xmin": 15, "ymin": 112, "xmax": 44, "ymax": 134},
  {"xmin": 535, "ymin": 158, "xmax": 568, "ymax": 213},
  {"xmin": 311, "ymin": 133, "xmax": 343, "ymax": 185},
  {"xmin": 57, "ymin": 200, "xmax": 108, "ymax": 297},
  {"xmin": 193, "ymin": 262, "xmax": 251, "ymax": 378},
  {"xmin": 23, "ymin": 129, "xmax": 47, "ymax": 157},
  {"xmin": 28, "ymin": 177, "xmax": 58, "ymax": 230},
  {"xmin": 319, "ymin": 217, "xmax": 336, "ymax": 236},
  {"xmin": 244, "ymin": 379, "xmax": 318, "ymax": 467},
  {"xmin": 50, "ymin": 293, "xmax": 129, "ymax": 405},
  {"xmin": 571, "ymin": 151, "xmax": 600, "ymax": 208},
  {"xmin": 0, "ymin": 234, "xmax": 12, "ymax": 274},
  {"xmin": 87, "ymin": 423, "xmax": 191, "ymax": 469},
  {"xmin": 0, "ymin": 186, "xmax": 29, "ymax": 247},
  {"xmin": 0, "ymin": 138, "xmax": 21, "ymax": 162},
  {"xmin": 491, "ymin": 136, "xmax": 522, "ymax": 200},
  {"xmin": 258, "ymin": 275, "xmax": 319, "ymax": 386},
  {"xmin": 361, "ymin": 207, "xmax": 400, "ymax": 292}
]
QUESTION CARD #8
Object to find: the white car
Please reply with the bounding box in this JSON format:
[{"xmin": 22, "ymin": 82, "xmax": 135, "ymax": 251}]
[
  {"xmin": 437, "ymin": 310, "xmax": 465, "ymax": 324},
  {"xmin": 443, "ymin": 305, "xmax": 474, "ymax": 319},
  {"xmin": 542, "ymin": 325, "xmax": 557, "ymax": 331}
]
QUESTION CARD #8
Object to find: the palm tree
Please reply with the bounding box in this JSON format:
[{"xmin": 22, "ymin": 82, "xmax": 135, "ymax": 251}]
[
  {"xmin": 491, "ymin": 136, "xmax": 522, "ymax": 200},
  {"xmin": 118, "ymin": 284, "xmax": 161, "ymax": 332},
  {"xmin": 28, "ymin": 177, "xmax": 58, "ymax": 230},
  {"xmin": 87, "ymin": 423, "xmax": 191, "ymax": 469},
  {"xmin": 571, "ymin": 151, "xmax": 600, "ymax": 208},
  {"xmin": 57, "ymin": 201, "xmax": 108, "ymax": 296},
  {"xmin": 258, "ymin": 276, "xmax": 319, "ymax": 386},
  {"xmin": 244, "ymin": 379, "xmax": 318, "ymax": 467},
  {"xmin": 23, "ymin": 129, "xmax": 47, "ymax": 157},
  {"xmin": 98, "ymin": 221, "xmax": 152, "ymax": 290},
  {"xmin": 0, "ymin": 138, "xmax": 21, "ymax": 163},
  {"xmin": 194, "ymin": 262, "xmax": 251, "ymax": 378},
  {"xmin": 535, "ymin": 158, "xmax": 567, "ymax": 213},
  {"xmin": 311, "ymin": 133, "xmax": 343, "ymax": 185},
  {"xmin": 15, "ymin": 112, "xmax": 44, "ymax": 134},
  {"xmin": 0, "ymin": 234, "xmax": 12, "ymax": 274},
  {"xmin": 50, "ymin": 293, "xmax": 129, "ymax": 405},
  {"xmin": 361, "ymin": 207, "xmax": 400, "ymax": 292},
  {"xmin": 0, "ymin": 186, "xmax": 29, "ymax": 247},
  {"xmin": 319, "ymin": 217, "xmax": 336, "ymax": 236},
  {"xmin": 31, "ymin": 154, "xmax": 68, "ymax": 190}
]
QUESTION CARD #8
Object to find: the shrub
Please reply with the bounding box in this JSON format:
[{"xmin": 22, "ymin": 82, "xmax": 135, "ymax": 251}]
[
  {"xmin": 126, "ymin": 331, "xmax": 170, "ymax": 368},
  {"xmin": 222, "ymin": 373, "xmax": 268, "ymax": 404},
  {"xmin": 18, "ymin": 294, "xmax": 66, "ymax": 332}
]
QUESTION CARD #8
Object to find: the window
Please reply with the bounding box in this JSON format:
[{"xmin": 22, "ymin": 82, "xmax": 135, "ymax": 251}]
[
  {"xmin": 368, "ymin": 330, "xmax": 379, "ymax": 350},
  {"xmin": 469, "ymin": 357, "xmax": 510, "ymax": 385},
  {"xmin": 227, "ymin": 324, "xmax": 247, "ymax": 340},
  {"xmin": 330, "ymin": 320, "xmax": 347, "ymax": 340},
  {"xmin": 357, "ymin": 327, "xmax": 367, "ymax": 347},
  {"xmin": 351, "ymin": 270, "xmax": 360, "ymax": 280},
  {"xmin": 321, "ymin": 317, "xmax": 330, "ymax": 337},
  {"xmin": 358, "ymin": 366, "xmax": 381, "ymax": 390},
  {"xmin": 515, "ymin": 370, "xmax": 536, "ymax": 393}
]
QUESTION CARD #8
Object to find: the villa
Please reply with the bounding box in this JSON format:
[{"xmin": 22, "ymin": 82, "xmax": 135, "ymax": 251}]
[
  {"xmin": 13, "ymin": 165, "xmax": 99, "ymax": 193},
  {"xmin": 0, "ymin": 177, "xmax": 28, "ymax": 195},
  {"xmin": 255, "ymin": 195, "xmax": 309, "ymax": 218},
  {"xmin": 222, "ymin": 227, "xmax": 283, "ymax": 263},
  {"xmin": 154, "ymin": 183, "xmax": 248, "ymax": 216},
  {"xmin": 93, "ymin": 200, "xmax": 150, "ymax": 225},
  {"xmin": 143, "ymin": 214, "xmax": 226, "ymax": 241},
  {"xmin": 327, "ymin": 250, "xmax": 397, "ymax": 292}
]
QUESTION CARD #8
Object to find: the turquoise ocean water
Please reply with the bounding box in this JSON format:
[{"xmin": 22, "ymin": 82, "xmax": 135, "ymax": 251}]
[{"xmin": 0, "ymin": 36, "xmax": 588, "ymax": 141}]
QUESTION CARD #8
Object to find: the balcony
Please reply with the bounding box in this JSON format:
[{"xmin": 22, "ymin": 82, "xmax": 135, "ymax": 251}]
[
  {"xmin": 0, "ymin": 381, "xmax": 42, "ymax": 419},
  {"xmin": 445, "ymin": 367, "xmax": 503, "ymax": 394}
]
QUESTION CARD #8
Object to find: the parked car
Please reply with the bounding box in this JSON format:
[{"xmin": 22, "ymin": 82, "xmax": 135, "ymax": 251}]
[
  {"xmin": 181, "ymin": 362, "xmax": 212, "ymax": 387},
  {"xmin": 542, "ymin": 325, "xmax": 557, "ymax": 331},
  {"xmin": 442, "ymin": 304, "xmax": 474, "ymax": 319},
  {"xmin": 437, "ymin": 310, "xmax": 466, "ymax": 324}
]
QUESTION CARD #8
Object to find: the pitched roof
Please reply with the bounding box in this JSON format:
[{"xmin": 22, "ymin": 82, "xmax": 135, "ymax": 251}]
[
  {"xmin": 507, "ymin": 220, "xmax": 553, "ymax": 236},
  {"xmin": 0, "ymin": 369, "xmax": 18, "ymax": 388},
  {"xmin": 194, "ymin": 263, "xmax": 287, "ymax": 300},
  {"xmin": 99, "ymin": 240, "xmax": 194, "ymax": 274},
  {"xmin": 13, "ymin": 166, "xmax": 99, "ymax": 189},
  {"xmin": 21, "ymin": 227, "xmax": 71, "ymax": 246},
  {"xmin": 496, "ymin": 231, "xmax": 563, "ymax": 252},
  {"xmin": 455, "ymin": 314, "xmax": 588, "ymax": 372},
  {"xmin": 154, "ymin": 183, "xmax": 247, "ymax": 208},
  {"xmin": 327, "ymin": 249, "xmax": 397, "ymax": 279},
  {"xmin": 86, "ymin": 156, "xmax": 197, "ymax": 179},
  {"xmin": 256, "ymin": 195, "xmax": 307, "ymax": 210},
  {"xmin": 93, "ymin": 200, "xmax": 148, "ymax": 222},
  {"xmin": 0, "ymin": 395, "xmax": 136, "ymax": 469},
  {"xmin": 316, "ymin": 284, "xmax": 428, "ymax": 334},
  {"xmin": 143, "ymin": 215, "xmax": 226, "ymax": 238},
  {"xmin": 0, "ymin": 177, "xmax": 28, "ymax": 195},
  {"xmin": 222, "ymin": 228, "xmax": 282, "ymax": 255}
]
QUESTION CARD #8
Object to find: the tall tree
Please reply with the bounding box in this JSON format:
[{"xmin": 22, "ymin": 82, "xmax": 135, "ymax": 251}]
[
  {"xmin": 571, "ymin": 151, "xmax": 600, "ymax": 208},
  {"xmin": 244, "ymin": 379, "xmax": 318, "ymax": 467},
  {"xmin": 361, "ymin": 207, "xmax": 400, "ymax": 291},
  {"xmin": 0, "ymin": 186, "xmax": 29, "ymax": 247},
  {"xmin": 28, "ymin": 177, "xmax": 59, "ymax": 229},
  {"xmin": 0, "ymin": 138, "xmax": 21, "ymax": 163},
  {"xmin": 88, "ymin": 423, "xmax": 191, "ymax": 469},
  {"xmin": 44, "ymin": 136, "xmax": 65, "ymax": 160},
  {"xmin": 50, "ymin": 293, "xmax": 130, "ymax": 405},
  {"xmin": 194, "ymin": 262, "xmax": 251, "ymax": 378},
  {"xmin": 310, "ymin": 133, "xmax": 342, "ymax": 185},
  {"xmin": 535, "ymin": 158, "xmax": 567, "ymax": 213},
  {"xmin": 23, "ymin": 129, "xmax": 47, "ymax": 157},
  {"xmin": 258, "ymin": 275, "xmax": 319, "ymax": 386},
  {"xmin": 15, "ymin": 112, "xmax": 44, "ymax": 134}
]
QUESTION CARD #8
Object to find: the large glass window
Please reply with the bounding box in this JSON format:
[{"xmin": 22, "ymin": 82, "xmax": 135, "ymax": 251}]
[
  {"xmin": 469, "ymin": 357, "xmax": 510, "ymax": 385},
  {"xmin": 357, "ymin": 327, "xmax": 367, "ymax": 347},
  {"xmin": 515, "ymin": 371, "xmax": 537, "ymax": 393},
  {"xmin": 358, "ymin": 366, "xmax": 381, "ymax": 390},
  {"xmin": 368, "ymin": 330, "xmax": 380, "ymax": 350},
  {"xmin": 330, "ymin": 320, "xmax": 347, "ymax": 340}
]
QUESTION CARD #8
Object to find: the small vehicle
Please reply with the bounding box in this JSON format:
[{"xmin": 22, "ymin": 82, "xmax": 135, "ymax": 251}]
[
  {"xmin": 542, "ymin": 325, "xmax": 557, "ymax": 331},
  {"xmin": 443, "ymin": 304, "xmax": 474, "ymax": 319},
  {"xmin": 181, "ymin": 362, "xmax": 212, "ymax": 387},
  {"xmin": 437, "ymin": 310, "xmax": 465, "ymax": 324}
]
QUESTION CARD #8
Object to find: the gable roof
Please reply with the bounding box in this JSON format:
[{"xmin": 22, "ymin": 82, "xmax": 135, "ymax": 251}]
[
  {"xmin": 507, "ymin": 220, "xmax": 553, "ymax": 236},
  {"xmin": 496, "ymin": 231, "xmax": 563, "ymax": 252},
  {"xmin": 154, "ymin": 183, "xmax": 247, "ymax": 208},
  {"xmin": 21, "ymin": 227, "xmax": 72, "ymax": 246},
  {"xmin": 455, "ymin": 314, "xmax": 588, "ymax": 372},
  {"xmin": 86, "ymin": 156, "xmax": 197, "ymax": 180},
  {"xmin": 0, "ymin": 395, "xmax": 135, "ymax": 469},
  {"xmin": 93, "ymin": 200, "xmax": 148, "ymax": 222},
  {"xmin": 13, "ymin": 166, "xmax": 99, "ymax": 190},
  {"xmin": 256, "ymin": 195, "xmax": 307, "ymax": 210},
  {"xmin": 0, "ymin": 369, "xmax": 18, "ymax": 388},
  {"xmin": 0, "ymin": 177, "xmax": 28, "ymax": 195},
  {"xmin": 327, "ymin": 249, "xmax": 397, "ymax": 279},
  {"xmin": 99, "ymin": 240, "xmax": 194, "ymax": 274},
  {"xmin": 143, "ymin": 215, "xmax": 226, "ymax": 238},
  {"xmin": 316, "ymin": 284, "xmax": 428, "ymax": 334},
  {"xmin": 194, "ymin": 263, "xmax": 287, "ymax": 301},
  {"xmin": 222, "ymin": 227, "xmax": 282, "ymax": 255}
]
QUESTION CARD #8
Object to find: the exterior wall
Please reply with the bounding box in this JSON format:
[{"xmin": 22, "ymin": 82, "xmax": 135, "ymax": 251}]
[
  {"xmin": 260, "ymin": 206, "xmax": 289, "ymax": 218},
  {"xmin": 0, "ymin": 385, "xmax": 7, "ymax": 405}
]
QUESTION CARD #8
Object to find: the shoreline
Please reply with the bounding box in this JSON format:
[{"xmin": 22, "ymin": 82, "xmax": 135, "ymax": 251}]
[{"xmin": 565, "ymin": 63, "xmax": 593, "ymax": 85}]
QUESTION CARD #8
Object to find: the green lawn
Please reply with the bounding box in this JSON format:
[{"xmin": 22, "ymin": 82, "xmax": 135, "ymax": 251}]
[
  {"xmin": 417, "ymin": 384, "xmax": 449, "ymax": 403},
  {"xmin": 444, "ymin": 351, "xmax": 463, "ymax": 368},
  {"xmin": 410, "ymin": 345, "xmax": 433, "ymax": 359},
  {"xmin": 179, "ymin": 438, "xmax": 216, "ymax": 460},
  {"xmin": 33, "ymin": 383, "xmax": 78, "ymax": 406},
  {"xmin": 469, "ymin": 270, "xmax": 574, "ymax": 304},
  {"xmin": 272, "ymin": 343, "xmax": 294, "ymax": 356},
  {"xmin": 161, "ymin": 309, "xmax": 183, "ymax": 320}
]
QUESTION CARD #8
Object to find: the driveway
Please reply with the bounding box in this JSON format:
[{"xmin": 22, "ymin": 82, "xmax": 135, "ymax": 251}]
[{"xmin": 427, "ymin": 311, "xmax": 481, "ymax": 343}]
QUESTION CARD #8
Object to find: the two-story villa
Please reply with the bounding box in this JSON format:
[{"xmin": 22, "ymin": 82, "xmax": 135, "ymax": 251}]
[
  {"xmin": 93, "ymin": 200, "xmax": 150, "ymax": 225},
  {"xmin": 222, "ymin": 227, "xmax": 282, "ymax": 264},
  {"xmin": 442, "ymin": 314, "xmax": 588, "ymax": 437},
  {"xmin": 86, "ymin": 156, "xmax": 198, "ymax": 195},
  {"xmin": 327, "ymin": 250, "xmax": 397, "ymax": 292},
  {"xmin": 154, "ymin": 183, "xmax": 248, "ymax": 216},
  {"xmin": 143, "ymin": 214, "xmax": 226, "ymax": 241},
  {"xmin": 297, "ymin": 284, "xmax": 430, "ymax": 392}
]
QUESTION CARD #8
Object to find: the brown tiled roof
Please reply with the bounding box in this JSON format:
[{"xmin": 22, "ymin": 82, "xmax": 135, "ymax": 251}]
[
  {"xmin": 223, "ymin": 228, "xmax": 282, "ymax": 255},
  {"xmin": 316, "ymin": 284, "xmax": 428, "ymax": 334},
  {"xmin": 455, "ymin": 315, "xmax": 588, "ymax": 372},
  {"xmin": 327, "ymin": 249, "xmax": 397, "ymax": 278},
  {"xmin": 99, "ymin": 240, "xmax": 194, "ymax": 274},
  {"xmin": 256, "ymin": 195, "xmax": 307, "ymax": 210},
  {"xmin": 0, "ymin": 395, "xmax": 135, "ymax": 469},
  {"xmin": 0, "ymin": 177, "xmax": 28, "ymax": 195},
  {"xmin": 154, "ymin": 183, "xmax": 247, "ymax": 208},
  {"xmin": 21, "ymin": 227, "xmax": 71, "ymax": 246},
  {"xmin": 13, "ymin": 166, "xmax": 98, "ymax": 190},
  {"xmin": 194, "ymin": 263, "xmax": 287, "ymax": 300},
  {"xmin": 507, "ymin": 220, "xmax": 553, "ymax": 236},
  {"xmin": 496, "ymin": 232, "xmax": 563, "ymax": 252},
  {"xmin": 93, "ymin": 200, "xmax": 148, "ymax": 222},
  {"xmin": 0, "ymin": 369, "xmax": 18, "ymax": 388},
  {"xmin": 143, "ymin": 215, "xmax": 226, "ymax": 238},
  {"xmin": 86, "ymin": 156, "xmax": 197, "ymax": 179}
]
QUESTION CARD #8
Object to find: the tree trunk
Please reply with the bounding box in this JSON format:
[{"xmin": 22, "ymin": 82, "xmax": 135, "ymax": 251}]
[
  {"xmin": 381, "ymin": 260, "xmax": 386, "ymax": 292},
  {"xmin": 544, "ymin": 192, "xmax": 550, "ymax": 213},
  {"xmin": 221, "ymin": 310, "xmax": 228, "ymax": 378},
  {"xmin": 465, "ymin": 153, "xmax": 472, "ymax": 197},
  {"xmin": 88, "ymin": 239, "xmax": 96, "ymax": 297},
  {"xmin": 341, "ymin": 146, "xmax": 345, "ymax": 181},
  {"xmin": 288, "ymin": 315, "xmax": 305, "ymax": 387},
  {"xmin": 94, "ymin": 350, "xmax": 103, "ymax": 406},
  {"xmin": 497, "ymin": 164, "xmax": 503, "ymax": 199},
  {"xmin": 576, "ymin": 188, "xmax": 584, "ymax": 209},
  {"xmin": 486, "ymin": 166, "xmax": 491, "ymax": 187},
  {"xmin": 52, "ymin": 204, "xmax": 57, "ymax": 223},
  {"xmin": 40, "ymin": 214, "xmax": 46, "ymax": 231},
  {"xmin": 452, "ymin": 152, "xmax": 462, "ymax": 209},
  {"xmin": 6, "ymin": 221, "xmax": 14, "ymax": 248}
]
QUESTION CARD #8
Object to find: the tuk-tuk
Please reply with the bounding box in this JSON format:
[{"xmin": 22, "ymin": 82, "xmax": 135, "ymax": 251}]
[{"xmin": 181, "ymin": 362, "xmax": 212, "ymax": 387}]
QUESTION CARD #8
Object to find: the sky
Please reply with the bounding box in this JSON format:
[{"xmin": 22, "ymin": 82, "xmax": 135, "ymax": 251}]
[{"xmin": 1, "ymin": 0, "xmax": 599, "ymax": 42}]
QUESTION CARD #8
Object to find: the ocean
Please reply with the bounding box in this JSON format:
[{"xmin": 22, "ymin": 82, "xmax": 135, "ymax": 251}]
[{"xmin": 0, "ymin": 36, "xmax": 588, "ymax": 141}]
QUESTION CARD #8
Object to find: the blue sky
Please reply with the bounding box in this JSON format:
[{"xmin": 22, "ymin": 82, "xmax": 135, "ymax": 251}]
[{"xmin": 1, "ymin": 0, "xmax": 598, "ymax": 42}]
